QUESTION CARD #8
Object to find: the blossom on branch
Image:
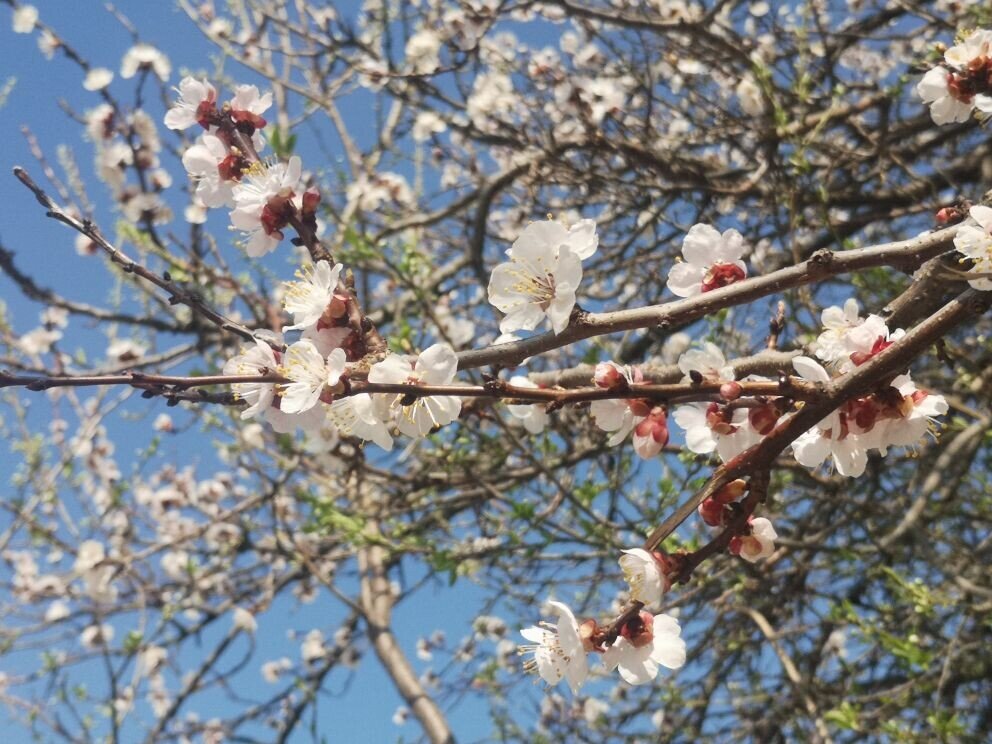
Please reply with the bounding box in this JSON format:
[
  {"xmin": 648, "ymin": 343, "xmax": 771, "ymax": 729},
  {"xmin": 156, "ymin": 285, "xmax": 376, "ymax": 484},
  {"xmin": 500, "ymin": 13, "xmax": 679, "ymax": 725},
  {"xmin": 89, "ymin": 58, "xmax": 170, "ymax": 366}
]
[
  {"xmin": 953, "ymin": 205, "xmax": 992, "ymax": 290},
  {"xmin": 519, "ymin": 600, "xmax": 590, "ymax": 694},
  {"xmin": 666, "ymin": 224, "xmax": 748, "ymax": 298},
  {"xmin": 181, "ymin": 133, "xmax": 242, "ymax": 207},
  {"xmin": 488, "ymin": 219, "xmax": 597, "ymax": 335},
  {"xmin": 619, "ymin": 549, "xmax": 671, "ymax": 606},
  {"xmin": 672, "ymin": 401, "xmax": 758, "ymax": 463},
  {"xmin": 230, "ymin": 85, "xmax": 272, "ymax": 130},
  {"xmin": 602, "ymin": 611, "xmax": 686, "ymax": 686},
  {"xmin": 327, "ymin": 394, "xmax": 394, "ymax": 451},
  {"xmin": 230, "ymin": 157, "xmax": 303, "ymax": 257},
  {"xmin": 917, "ymin": 29, "xmax": 992, "ymax": 125},
  {"xmin": 281, "ymin": 261, "xmax": 346, "ymax": 332},
  {"xmin": 120, "ymin": 43, "xmax": 171, "ymax": 82},
  {"xmin": 506, "ymin": 376, "xmax": 548, "ymax": 434},
  {"xmin": 164, "ymin": 77, "xmax": 217, "ymax": 130},
  {"xmin": 279, "ymin": 341, "xmax": 346, "ymax": 415},
  {"xmin": 590, "ymin": 361, "xmax": 669, "ymax": 458},
  {"xmin": 730, "ymin": 517, "xmax": 778, "ymax": 562},
  {"xmin": 223, "ymin": 339, "xmax": 280, "ymax": 420},
  {"xmin": 678, "ymin": 343, "xmax": 735, "ymax": 382},
  {"xmin": 369, "ymin": 343, "xmax": 461, "ymax": 438}
]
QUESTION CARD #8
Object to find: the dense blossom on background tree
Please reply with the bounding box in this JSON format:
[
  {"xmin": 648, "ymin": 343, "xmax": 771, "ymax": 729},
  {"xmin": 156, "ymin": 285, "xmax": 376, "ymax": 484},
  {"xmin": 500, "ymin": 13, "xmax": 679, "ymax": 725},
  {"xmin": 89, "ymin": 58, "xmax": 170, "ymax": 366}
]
[{"xmin": 1, "ymin": 1, "xmax": 992, "ymax": 742}]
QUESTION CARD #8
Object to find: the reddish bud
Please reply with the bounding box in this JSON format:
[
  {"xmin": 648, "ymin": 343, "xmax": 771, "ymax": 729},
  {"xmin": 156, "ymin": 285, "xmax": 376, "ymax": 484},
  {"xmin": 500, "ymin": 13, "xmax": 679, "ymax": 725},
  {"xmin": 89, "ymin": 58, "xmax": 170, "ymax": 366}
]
[
  {"xmin": 705, "ymin": 402, "xmax": 737, "ymax": 436},
  {"xmin": 260, "ymin": 194, "xmax": 295, "ymax": 236},
  {"xmin": 325, "ymin": 293, "xmax": 349, "ymax": 320},
  {"xmin": 633, "ymin": 407, "xmax": 669, "ymax": 456},
  {"xmin": 698, "ymin": 497, "xmax": 725, "ymax": 527},
  {"xmin": 719, "ymin": 381, "xmax": 742, "ymax": 400},
  {"xmin": 594, "ymin": 362, "xmax": 625, "ymax": 389},
  {"xmin": 848, "ymin": 397, "xmax": 878, "ymax": 432},
  {"xmin": 714, "ymin": 479, "xmax": 747, "ymax": 505},
  {"xmin": 935, "ymin": 206, "xmax": 964, "ymax": 225},
  {"xmin": 217, "ymin": 152, "xmax": 248, "ymax": 182},
  {"xmin": 849, "ymin": 335, "xmax": 893, "ymax": 367},
  {"xmin": 231, "ymin": 109, "xmax": 267, "ymax": 130},
  {"xmin": 301, "ymin": 188, "xmax": 321, "ymax": 216},
  {"xmin": 195, "ymin": 97, "xmax": 218, "ymax": 129}
]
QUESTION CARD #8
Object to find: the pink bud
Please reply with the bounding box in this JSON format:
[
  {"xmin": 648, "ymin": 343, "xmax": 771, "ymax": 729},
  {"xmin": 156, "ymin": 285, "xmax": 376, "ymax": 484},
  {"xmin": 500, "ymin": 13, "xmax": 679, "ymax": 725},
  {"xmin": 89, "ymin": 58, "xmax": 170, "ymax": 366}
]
[
  {"xmin": 719, "ymin": 381, "xmax": 742, "ymax": 400},
  {"xmin": 301, "ymin": 188, "xmax": 321, "ymax": 215},
  {"xmin": 594, "ymin": 362, "xmax": 625, "ymax": 388},
  {"xmin": 698, "ymin": 498, "xmax": 725, "ymax": 527},
  {"xmin": 935, "ymin": 206, "xmax": 963, "ymax": 224}
]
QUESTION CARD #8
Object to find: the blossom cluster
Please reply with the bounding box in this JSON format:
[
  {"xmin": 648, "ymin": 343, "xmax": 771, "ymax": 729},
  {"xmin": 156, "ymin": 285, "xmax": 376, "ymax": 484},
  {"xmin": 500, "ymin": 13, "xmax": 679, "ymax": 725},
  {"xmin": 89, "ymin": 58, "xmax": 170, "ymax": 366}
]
[
  {"xmin": 519, "ymin": 599, "xmax": 686, "ymax": 692},
  {"xmin": 918, "ymin": 29, "xmax": 992, "ymax": 125},
  {"xmin": 159, "ymin": 65, "xmax": 966, "ymax": 704}
]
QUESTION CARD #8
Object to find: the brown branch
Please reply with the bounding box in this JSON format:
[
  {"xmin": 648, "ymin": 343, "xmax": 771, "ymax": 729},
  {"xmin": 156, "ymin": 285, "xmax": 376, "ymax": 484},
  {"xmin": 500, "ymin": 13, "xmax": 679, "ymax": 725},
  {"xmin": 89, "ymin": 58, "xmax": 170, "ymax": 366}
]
[
  {"xmin": 641, "ymin": 286, "xmax": 991, "ymax": 553},
  {"xmin": 455, "ymin": 225, "xmax": 961, "ymax": 371},
  {"xmin": 12, "ymin": 167, "xmax": 261, "ymax": 345}
]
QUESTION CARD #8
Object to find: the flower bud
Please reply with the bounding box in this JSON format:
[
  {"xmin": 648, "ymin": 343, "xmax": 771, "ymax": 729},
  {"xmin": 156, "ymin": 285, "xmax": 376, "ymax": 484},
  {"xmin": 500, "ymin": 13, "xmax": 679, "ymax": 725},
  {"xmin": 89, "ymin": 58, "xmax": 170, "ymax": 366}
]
[
  {"xmin": 578, "ymin": 619, "xmax": 600, "ymax": 652},
  {"xmin": 719, "ymin": 381, "xmax": 742, "ymax": 400},
  {"xmin": 698, "ymin": 497, "xmax": 725, "ymax": 527},
  {"xmin": 714, "ymin": 479, "xmax": 747, "ymax": 505},
  {"xmin": 594, "ymin": 362, "xmax": 625, "ymax": 388},
  {"xmin": 935, "ymin": 206, "xmax": 963, "ymax": 224}
]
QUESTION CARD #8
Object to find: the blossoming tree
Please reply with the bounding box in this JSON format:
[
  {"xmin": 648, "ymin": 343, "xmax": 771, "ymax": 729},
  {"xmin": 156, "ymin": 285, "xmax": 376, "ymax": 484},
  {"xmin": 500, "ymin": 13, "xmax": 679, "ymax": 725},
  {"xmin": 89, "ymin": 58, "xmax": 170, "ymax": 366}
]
[{"xmin": 1, "ymin": 1, "xmax": 992, "ymax": 742}]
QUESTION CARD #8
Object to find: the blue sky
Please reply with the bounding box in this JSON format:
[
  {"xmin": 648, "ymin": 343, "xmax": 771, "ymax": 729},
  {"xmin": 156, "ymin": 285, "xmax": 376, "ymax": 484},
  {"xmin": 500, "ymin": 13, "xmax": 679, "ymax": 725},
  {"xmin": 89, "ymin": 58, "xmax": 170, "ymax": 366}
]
[{"xmin": 0, "ymin": 3, "xmax": 513, "ymax": 741}]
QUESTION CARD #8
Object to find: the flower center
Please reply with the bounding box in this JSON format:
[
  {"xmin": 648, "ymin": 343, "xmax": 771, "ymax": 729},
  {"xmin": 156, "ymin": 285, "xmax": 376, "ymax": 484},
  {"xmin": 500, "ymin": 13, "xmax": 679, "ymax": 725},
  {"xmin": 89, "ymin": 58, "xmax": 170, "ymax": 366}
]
[{"xmin": 701, "ymin": 262, "xmax": 746, "ymax": 293}]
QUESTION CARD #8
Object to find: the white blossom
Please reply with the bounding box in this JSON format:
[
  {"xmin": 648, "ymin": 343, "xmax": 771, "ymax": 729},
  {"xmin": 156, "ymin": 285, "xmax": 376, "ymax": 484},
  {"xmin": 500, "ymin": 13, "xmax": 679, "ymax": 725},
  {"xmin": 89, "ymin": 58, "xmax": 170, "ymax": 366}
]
[
  {"xmin": 368, "ymin": 344, "xmax": 461, "ymax": 438},
  {"xmin": 326, "ymin": 394, "xmax": 394, "ymax": 450},
  {"xmin": 412, "ymin": 111, "xmax": 446, "ymax": 142},
  {"xmin": 232, "ymin": 607, "xmax": 257, "ymax": 634},
  {"xmin": 518, "ymin": 600, "xmax": 589, "ymax": 693},
  {"xmin": 120, "ymin": 43, "xmax": 171, "ymax": 81},
  {"xmin": 602, "ymin": 612, "xmax": 686, "ymax": 685},
  {"xmin": 223, "ymin": 339, "xmax": 280, "ymax": 420},
  {"xmin": 83, "ymin": 68, "xmax": 114, "ymax": 91},
  {"xmin": 405, "ymin": 29, "xmax": 442, "ymax": 74},
  {"xmin": 619, "ymin": 549, "xmax": 669, "ymax": 606},
  {"xmin": 506, "ymin": 376, "xmax": 548, "ymax": 434},
  {"xmin": 735, "ymin": 517, "xmax": 778, "ymax": 562},
  {"xmin": 736, "ymin": 75, "xmax": 764, "ymax": 116},
  {"xmin": 279, "ymin": 341, "xmax": 346, "ymax": 415},
  {"xmin": 164, "ymin": 77, "xmax": 216, "ymax": 130},
  {"xmin": 12, "ymin": 5, "xmax": 38, "ymax": 33},
  {"xmin": 667, "ymin": 223, "xmax": 748, "ymax": 297},
  {"xmin": 953, "ymin": 205, "xmax": 992, "ymax": 291},
  {"xmin": 488, "ymin": 219, "xmax": 597, "ymax": 335},
  {"xmin": 301, "ymin": 629, "xmax": 326, "ymax": 663},
  {"xmin": 282, "ymin": 262, "xmax": 344, "ymax": 331},
  {"xmin": 678, "ymin": 342, "xmax": 734, "ymax": 382},
  {"xmin": 230, "ymin": 157, "xmax": 302, "ymax": 257},
  {"xmin": 181, "ymin": 133, "xmax": 237, "ymax": 208}
]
